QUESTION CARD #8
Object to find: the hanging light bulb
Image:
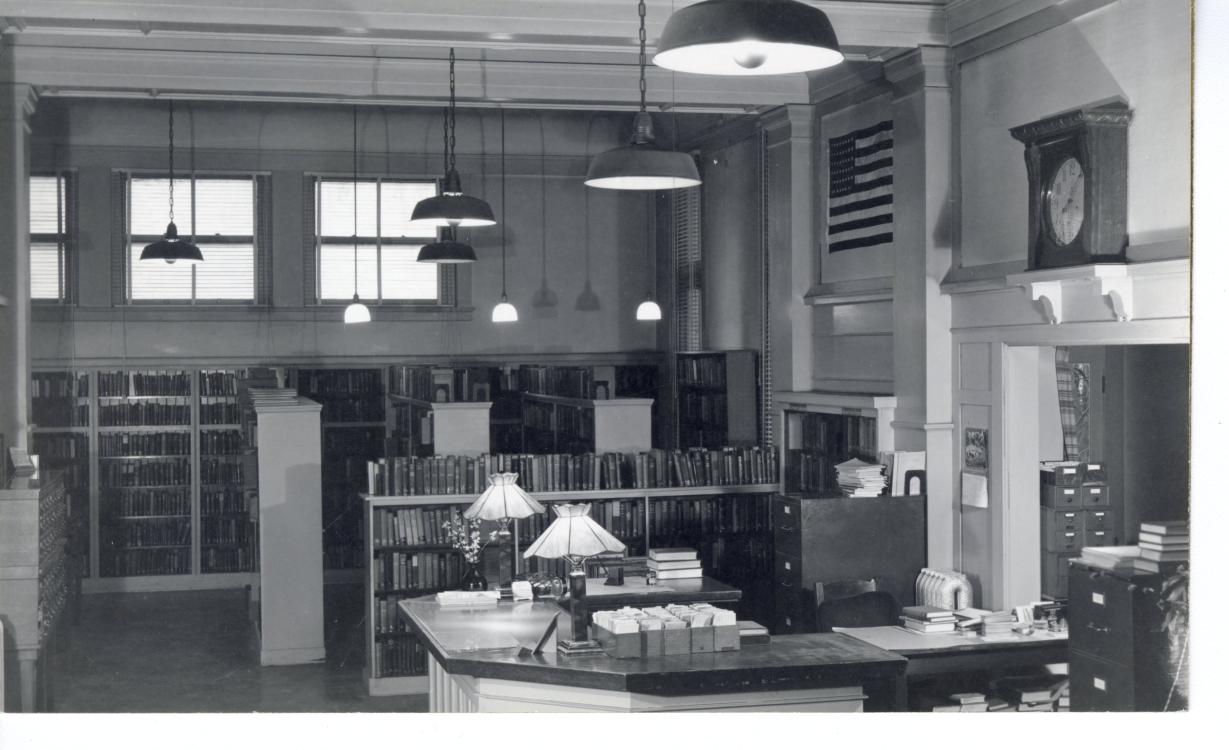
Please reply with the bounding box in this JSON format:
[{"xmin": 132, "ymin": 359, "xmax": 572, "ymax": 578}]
[
  {"xmin": 141, "ymin": 100, "xmax": 204, "ymax": 264},
  {"xmin": 493, "ymin": 109, "xmax": 518, "ymax": 323},
  {"xmin": 410, "ymin": 48, "xmax": 496, "ymax": 228},
  {"xmin": 585, "ymin": 0, "xmax": 701, "ymax": 191},
  {"xmin": 636, "ymin": 193, "xmax": 662, "ymax": 321},
  {"xmin": 636, "ymin": 299, "xmax": 662, "ymax": 321},
  {"xmin": 654, "ymin": 0, "xmax": 844, "ymax": 77},
  {"xmin": 344, "ymin": 106, "xmax": 370, "ymax": 324}
]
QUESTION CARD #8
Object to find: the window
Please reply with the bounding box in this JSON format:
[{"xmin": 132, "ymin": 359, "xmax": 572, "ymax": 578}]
[
  {"xmin": 30, "ymin": 173, "xmax": 74, "ymax": 302},
  {"xmin": 127, "ymin": 175, "xmax": 263, "ymax": 303},
  {"xmin": 315, "ymin": 178, "xmax": 439, "ymax": 303}
]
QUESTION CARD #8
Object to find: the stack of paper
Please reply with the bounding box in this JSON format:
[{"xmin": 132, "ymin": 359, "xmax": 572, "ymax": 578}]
[
  {"xmin": 835, "ymin": 458, "xmax": 887, "ymax": 497},
  {"xmin": 1079, "ymin": 545, "xmax": 1141, "ymax": 573}
]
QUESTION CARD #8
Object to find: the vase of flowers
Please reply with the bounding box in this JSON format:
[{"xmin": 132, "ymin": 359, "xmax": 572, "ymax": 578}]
[{"xmin": 441, "ymin": 514, "xmax": 497, "ymax": 591}]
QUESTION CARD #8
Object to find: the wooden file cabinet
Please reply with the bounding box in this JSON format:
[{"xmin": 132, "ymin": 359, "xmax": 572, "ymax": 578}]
[
  {"xmin": 771, "ymin": 494, "xmax": 926, "ymax": 634},
  {"xmin": 1068, "ymin": 561, "xmax": 1172, "ymax": 711},
  {"xmin": 1040, "ymin": 506, "xmax": 1115, "ymax": 598}
]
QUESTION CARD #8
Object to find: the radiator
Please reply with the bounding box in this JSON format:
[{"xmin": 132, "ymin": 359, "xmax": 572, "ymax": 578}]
[{"xmin": 915, "ymin": 568, "xmax": 973, "ymax": 611}]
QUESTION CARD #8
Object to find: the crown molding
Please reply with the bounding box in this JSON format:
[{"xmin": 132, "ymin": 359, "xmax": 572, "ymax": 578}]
[{"xmin": 884, "ymin": 45, "xmax": 953, "ymax": 91}]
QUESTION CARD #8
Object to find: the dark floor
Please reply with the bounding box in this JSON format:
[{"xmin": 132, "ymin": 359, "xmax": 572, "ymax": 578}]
[{"xmin": 48, "ymin": 583, "xmax": 428, "ymax": 713}]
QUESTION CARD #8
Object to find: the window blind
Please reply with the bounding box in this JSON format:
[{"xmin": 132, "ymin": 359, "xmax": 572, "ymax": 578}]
[{"xmin": 29, "ymin": 175, "xmax": 66, "ymax": 301}]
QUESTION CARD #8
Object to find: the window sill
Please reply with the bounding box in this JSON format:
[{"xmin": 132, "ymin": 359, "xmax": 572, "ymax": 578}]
[{"xmin": 33, "ymin": 305, "xmax": 475, "ymax": 323}]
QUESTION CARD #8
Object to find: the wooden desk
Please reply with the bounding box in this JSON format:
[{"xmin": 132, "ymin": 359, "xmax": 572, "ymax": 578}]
[
  {"xmin": 837, "ymin": 626, "xmax": 1069, "ymax": 711},
  {"xmin": 400, "ymin": 597, "xmax": 906, "ymax": 712}
]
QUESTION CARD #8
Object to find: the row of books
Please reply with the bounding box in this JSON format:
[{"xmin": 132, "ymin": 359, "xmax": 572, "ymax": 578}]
[
  {"xmin": 372, "ymin": 637, "xmax": 428, "ymax": 678},
  {"xmin": 103, "ymin": 487, "xmax": 191, "ymax": 516},
  {"xmin": 518, "ymin": 364, "xmax": 591, "ymax": 399},
  {"xmin": 200, "ymin": 402, "xmax": 240, "ymax": 425},
  {"xmin": 200, "ymin": 517, "xmax": 252, "ymax": 545},
  {"xmin": 100, "ymin": 458, "xmax": 191, "ymax": 487},
  {"xmin": 373, "ymin": 550, "xmax": 461, "ymax": 593},
  {"xmin": 31, "ymin": 433, "xmax": 88, "ymax": 459},
  {"xmin": 372, "ymin": 506, "xmax": 461, "ymax": 548},
  {"xmin": 296, "ymin": 368, "xmax": 383, "ymax": 397},
  {"xmin": 98, "ymin": 370, "xmax": 191, "ymax": 397},
  {"xmin": 796, "ymin": 412, "xmax": 879, "ymax": 464},
  {"xmin": 317, "ymin": 400, "xmax": 385, "ymax": 424},
  {"xmin": 677, "ymin": 392, "xmax": 729, "ymax": 428},
  {"xmin": 200, "ymin": 430, "xmax": 244, "ymax": 456},
  {"xmin": 201, "ymin": 488, "xmax": 249, "ymax": 515},
  {"xmin": 100, "ymin": 548, "xmax": 191, "ymax": 577},
  {"xmin": 367, "ymin": 447, "xmax": 780, "ymax": 497},
  {"xmin": 99, "ymin": 402, "xmax": 191, "ymax": 426},
  {"xmin": 373, "ymin": 595, "xmax": 413, "ymax": 635},
  {"xmin": 32, "ymin": 371, "xmax": 90, "ymax": 399},
  {"xmin": 201, "ymin": 546, "xmax": 255, "ymax": 574},
  {"xmin": 31, "ymin": 401, "xmax": 90, "ymax": 428},
  {"xmin": 677, "ymin": 355, "xmax": 728, "ymax": 388},
  {"xmin": 522, "ymin": 399, "xmax": 593, "ymax": 439},
  {"xmin": 387, "ymin": 364, "xmax": 435, "ymax": 401},
  {"xmin": 103, "ymin": 517, "xmax": 192, "ymax": 547},
  {"xmin": 200, "ymin": 458, "xmax": 243, "ymax": 485},
  {"xmin": 199, "ymin": 370, "xmax": 240, "ymax": 397},
  {"xmin": 647, "ymin": 495, "xmax": 773, "ymax": 539},
  {"xmin": 100, "ymin": 431, "xmax": 191, "ymax": 457}
]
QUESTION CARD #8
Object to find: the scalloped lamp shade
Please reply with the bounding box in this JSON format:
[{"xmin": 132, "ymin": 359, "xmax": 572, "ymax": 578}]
[
  {"xmin": 654, "ymin": 0, "xmax": 843, "ymax": 76},
  {"xmin": 522, "ymin": 503, "xmax": 627, "ymax": 564},
  {"xmin": 492, "ymin": 299, "xmax": 519, "ymax": 323},
  {"xmin": 343, "ymin": 294, "xmax": 370, "ymax": 324},
  {"xmin": 141, "ymin": 222, "xmax": 203, "ymax": 264},
  {"xmin": 464, "ymin": 473, "xmax": 544, "ymax": 523},
  {"xmin": 636, "ymin": 299, "xmax": 662, "ymax": 321}
]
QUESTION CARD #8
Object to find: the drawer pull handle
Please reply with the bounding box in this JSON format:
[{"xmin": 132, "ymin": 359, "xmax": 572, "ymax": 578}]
[
  {"xmin": 1093, "ymin": 677, "xmax": 1107, "ymax": 691},
  {"xmin": 779, "ymin": 525, "xmax": 796, "ymax": 534},
  {"xmin": 1086, "ymin": 623, "xmax": 1111, "ymax": 634},
  {"xmin": 1127, "ymin": 583, "xmax": 1137, "ymax": 593},
  {"xmin": 780, "ymin": 580, "xmax": 793, "ymax": 588}
]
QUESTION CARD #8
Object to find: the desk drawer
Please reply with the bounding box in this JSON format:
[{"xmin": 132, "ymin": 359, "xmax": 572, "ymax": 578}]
[
  {"xmin": 1068, "ymin": 568, "xmax": 1136, "ymax": 663},
  {"xmin": 1071, "ymin": 652, "xmax": 1136, "ymax": 711},
  {"xmin": 774, "ymin": 498, "xmax": 802, "ymax": 557}
]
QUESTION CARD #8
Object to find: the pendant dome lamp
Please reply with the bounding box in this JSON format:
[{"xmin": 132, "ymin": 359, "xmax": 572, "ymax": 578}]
[
  {"xmin": 410, "ymin": 48, "xmax": 496, "ymax": 229},
  {"xmin": 654, "ymin": 0, "xmax": 843, "ymax": 77},
  {"xmin": 343, "ymin": 106, "xmax": 371, "ymax": 324},
  {"xmin": 636, "ymin": 193, "xmax": 662, "ymax": 321},
  {"xmin": 141, "ymin": 100, "xmax": 204, "ymax": 264},
  {"xmin": 584, "ymin": 0, "xmax": 701, "ymax": 191},
  {"xmin": 492, "ymin": 110, "xmax": 518, "ymax": 323}
]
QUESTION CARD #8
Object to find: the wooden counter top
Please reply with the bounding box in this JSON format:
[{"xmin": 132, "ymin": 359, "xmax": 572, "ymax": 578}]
[{"xmin": 398, "ymin": 597, "xmax": 906, "ymax": 697}]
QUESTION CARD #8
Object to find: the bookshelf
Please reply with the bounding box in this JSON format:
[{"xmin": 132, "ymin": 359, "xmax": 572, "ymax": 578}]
[
  {"xmin": 96, "ymin": 369, "xmax": 194, "ymax": 579},
  {"xmin": 362, "ymin": 447, "xmax": 781, "ymax": 696},
  {"xmin": 198, "ymin": 370, "xmax": 255, "ymax": 575},
  {"xmin": 676, "ymin": 350, "xmax": 758, "ymax": 449},
  {"xmin": 776, "ymin": 392, "xmax": 898, "ymax": 495},
  {"xmin": 295, "ymin": 368, "xmax": 385, "ymax": 574},
  {"xmin": 31, "ymin": 370, "xmax": 91, "ymax": 580}
]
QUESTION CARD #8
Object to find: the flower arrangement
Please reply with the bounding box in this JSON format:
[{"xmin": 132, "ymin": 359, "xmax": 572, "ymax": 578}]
[{"xmin": 441, "ymin": 514, "xmax": 498, "ymax": 564}]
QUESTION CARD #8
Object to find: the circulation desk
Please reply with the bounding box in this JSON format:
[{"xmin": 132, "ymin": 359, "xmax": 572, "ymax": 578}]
[{"xmin": 399, "ymin": 597, "xmax": 905, "ymax": 712}]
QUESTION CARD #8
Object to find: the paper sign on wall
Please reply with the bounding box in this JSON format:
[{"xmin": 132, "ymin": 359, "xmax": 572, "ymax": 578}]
[{"xmin": 961, "ymin": 471, "xmax": 988, "ymax": 508}]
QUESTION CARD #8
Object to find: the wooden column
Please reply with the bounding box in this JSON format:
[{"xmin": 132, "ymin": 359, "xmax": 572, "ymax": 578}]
[{"xmin": 0, "ymin": 83, "xmax": 38, "ymax": 453}]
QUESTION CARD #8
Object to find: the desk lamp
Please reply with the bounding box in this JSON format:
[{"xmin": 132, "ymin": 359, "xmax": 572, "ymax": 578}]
[
  {"xmin": 523, "ymin": 503, "xmax": 627, "ymax": 654},
  {"xmin": 464, "ymin": 473, "xmax": 545, "ymax": 592}
]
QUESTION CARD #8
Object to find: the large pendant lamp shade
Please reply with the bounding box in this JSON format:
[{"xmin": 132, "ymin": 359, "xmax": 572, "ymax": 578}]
[
  {"xmin": 585, "ymin": 1, "xmax": 700, "ymax": 191},
  {"xmin": 654, "ymin": 0, "xmax": 843, "ymax": 76},
  {"xmin": 343, "ymin": 106, "xmax": 370, "ymax": 324},
  {"xmin": 410, "ymin": 48, "xmax": 496, "ymax": 228},
  {"xmin": 141, "ymin": 101, "xmax": 203, "ymax": 264},
  {"xmin": 417, "ymin": 226, "xmax": 477, "ymax": 263}
]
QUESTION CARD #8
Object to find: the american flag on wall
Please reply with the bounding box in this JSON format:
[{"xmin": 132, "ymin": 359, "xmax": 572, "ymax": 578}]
[{"xmin": 827, "ymin": 120, "xmax": 894, "ymax": 253}]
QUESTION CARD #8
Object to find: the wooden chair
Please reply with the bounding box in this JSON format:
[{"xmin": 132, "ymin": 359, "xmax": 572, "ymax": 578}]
[{"xmin": 814, "ymin": 578, "xmax": 881, "ymax": 607}]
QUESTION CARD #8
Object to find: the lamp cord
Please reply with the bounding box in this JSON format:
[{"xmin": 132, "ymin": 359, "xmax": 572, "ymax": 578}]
[
  {"xmin": 353, "ymin": 105, "xmax": 359, "ymax": 298},
  {"xmin": 448, "ymin": 48, "xmax": 457, "ymax": 173},
  {"xmin": 500, "ymin": 108, "xmax": 508, "ymax": 299},
  {"xmin": 167, "ymin": 101, "xmax": 175, "ymax": 224},
  {"xmin": 637, "ymin": 0, "xmax": 647, "ymax": 114}
]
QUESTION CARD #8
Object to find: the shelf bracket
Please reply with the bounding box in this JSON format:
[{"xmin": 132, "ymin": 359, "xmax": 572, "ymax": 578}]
[
  {"xmin": 1095, "ymin": 274, "xmax": 1134, "ymax": 322},
  {"xmin": 1027, "ymin": 280, "xmax": 1063, "ymax": 325}
]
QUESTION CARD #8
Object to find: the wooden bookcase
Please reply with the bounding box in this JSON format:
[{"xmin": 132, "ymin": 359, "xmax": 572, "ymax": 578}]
[
  {"xmin": 198, "ymin": 369, "xmax": 255, "ymax": 574},
  {"xmin": 676, "ymin": 350, "xmax": 758, "ymax": 449},
  {"xmin": 363, "ymin": 479, "xmax": 779, "ymax": 697},
  {"xmin": 776, "ymin": 391, "xmax": 898, "ymax": 495},
  {"xmin": 30, "ymin": 370, "xmax": 91, "ymax": 580}
]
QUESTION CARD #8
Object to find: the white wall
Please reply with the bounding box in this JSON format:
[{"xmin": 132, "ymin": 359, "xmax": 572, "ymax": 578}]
[
  {"xmin": 958, "ymin": 0, "xmax": 1192, "ymax": 269},
  {"xmin": 30, "ymin": 99, "xmax": 665, "ymax": 366}
]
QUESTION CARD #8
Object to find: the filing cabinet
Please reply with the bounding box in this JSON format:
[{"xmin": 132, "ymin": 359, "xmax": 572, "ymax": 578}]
[
  {"xmin": 1068, "ymin": 561, "xmax": 1172, "ymax": 711},
  {"xmin": 1040, "ymin": 507, "xmax": 1116, "ymax": 598},
  {"xmin": 771, "ymin": 494, "xmax": 926, "ymax": 634}
]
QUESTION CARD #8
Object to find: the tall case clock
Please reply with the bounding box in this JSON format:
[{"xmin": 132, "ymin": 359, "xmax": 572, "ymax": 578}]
[{"xmin": 1010, "ymin": 101, "xmax": 1133, "ymax": 269}]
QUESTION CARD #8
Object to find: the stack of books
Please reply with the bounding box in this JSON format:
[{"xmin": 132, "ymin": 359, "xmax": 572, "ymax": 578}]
[
  {"xmin": 737, "ymin": 621, "xmax": 770, "ymax": 645},
  {"xmin": 949, "ymin": 692, "xmax": 988, "ymax": 712},
  {"xmin": 835, "ymin": 458, "xmax": 888, "ymax": 497},
  {"xmin": 647, "ymin": 547, "xmax": 702, "ymax": 580},
  {"xmin": 1135, "ymin": 520, "xmax": 1189, "ymax": 573},
  {"xmin": 899, "ymin": 604, "xmax": 956, "ymax": 633},
  {"xmin": 1078, "ymin": 544, "xmax": 1141, "ymax": 573},
  {"xmin": 979, "ymin": 611, "xmax": 1016, "ymax": 638},
  {"xmin": 994, "ymin": 675, "xmax": 1069, "ymax": 712},
  {"xmin": 953, "ymin": 607, "xmax": 992, "ymax": 632}
]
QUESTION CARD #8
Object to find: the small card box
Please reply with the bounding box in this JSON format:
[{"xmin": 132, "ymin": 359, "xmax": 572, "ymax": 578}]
[
  {"xmin": 591, "ymin": 624, "xmax": 641, "ymax": 659},
  {"xmin": 1042, "ymin": 484, "xmax": 1080, "ymax": 508},
  {"xmin": 713, "ymin": 624, "xmax": 740, "ymax": 652},
  {"xmin": 1041, "ymin": 462, "xmax": 1083, "ymax": 487},
  {"xmin": 689, "ymin": 625, "xmax": 715, "ymax": 653},
  {"xmin": 1081, "ymin": 483, "xmax": 1108, "ymax": 507},
  {"xmin": 663, "ymin": 626, "xmax": 691, "ymax": 655},
  {"xmin": 640, "ymin": 629, "xmax": 665, "ymax": 658}
]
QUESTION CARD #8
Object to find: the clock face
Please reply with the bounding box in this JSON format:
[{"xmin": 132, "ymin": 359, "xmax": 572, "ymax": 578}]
[{"xmin": 1045, "ymin": 157, "xmax": 1085, "ymax": 246}]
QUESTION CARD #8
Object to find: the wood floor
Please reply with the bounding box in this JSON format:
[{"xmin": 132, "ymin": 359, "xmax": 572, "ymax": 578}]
[{"xmin": 46, "ymin": 583, "xmax": 427, "ymax": 713}]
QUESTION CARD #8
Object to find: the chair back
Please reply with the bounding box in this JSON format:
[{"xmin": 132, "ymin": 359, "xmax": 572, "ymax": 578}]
[
  {"xmin": 816, "ymin": 590, "xmax": 900, "ymax": 632},
  {"xmin": 814, "ymin": 578, "xmax": 879, "ymax": 608}
]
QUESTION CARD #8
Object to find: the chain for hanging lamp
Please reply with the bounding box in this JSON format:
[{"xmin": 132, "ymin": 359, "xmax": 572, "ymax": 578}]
[
  {"xmin": 344, "ymin": 105, "xmax": 371, "ymax": 323},
  {"xmin": 140, "ymin": 99, "xmax": 204, "ymax": 264}
]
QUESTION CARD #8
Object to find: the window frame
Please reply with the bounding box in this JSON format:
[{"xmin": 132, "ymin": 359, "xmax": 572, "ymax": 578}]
[
  {"xmin": 123, "ymin": 170, "xmax": 267, "ymax": 305},
  {"xmin": 30, "ymin": 170, "xmax": 76, "ymax": 304},
  {"xmin": 312, "ymin": 175, "xmax": 445, "ymax": 306}
]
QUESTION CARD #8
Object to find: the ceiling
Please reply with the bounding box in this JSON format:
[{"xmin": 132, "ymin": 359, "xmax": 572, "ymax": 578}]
[{"xmin": 0, "ymin": 1, "xmax": 991, "ymax": 113}]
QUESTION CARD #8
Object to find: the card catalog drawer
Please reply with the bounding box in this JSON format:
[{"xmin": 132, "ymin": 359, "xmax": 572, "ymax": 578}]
[
  {"xmin": 1084, "ymin": 508, "xmax": 1114, "ymax": 531},
  {"xmin": 1083, "ymin": 527, "xmax": 1113, "ymax": 548},
  {"xmin": 1048, "ymin": 528, "xmax": 1083, "ymax": 553},
  {"xmin": 1042, "ymin": 484, "xmax": 1081, "ymax": 508},
  {"xmin": 1081, "ymin": 483, "xmax": 1109, "ymax": 507},
  {"xmin": 1042, "ymin": 509, "xmax": 1083, "ymax": 550}
]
